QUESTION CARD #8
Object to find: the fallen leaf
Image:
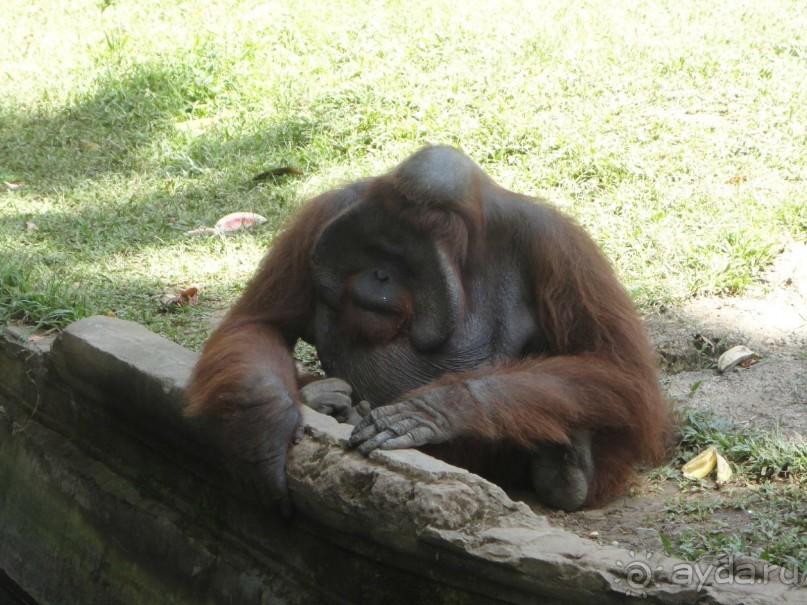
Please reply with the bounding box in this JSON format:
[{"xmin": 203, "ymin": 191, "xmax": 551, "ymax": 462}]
[
  {"xmin": 725, "ymin": 175, "xmax": 747, "ymax": 185},
  {"xmin": 179, "ymin": 286, "xmax": 199, "ymax": 306},
  {"xmin": 25, "ymin": 221, "xmax": 38, "ymax": 231},
  {"xmin": 4, "ymin": 181, "xmax": 23, "ymax": 190},
  {"xmin": 252, "ymin": 166, "xmax": 304, "ymax": 182},
  {"xmin": 159, "ymin": 286, "xmax": 200, "ymax": 312}
]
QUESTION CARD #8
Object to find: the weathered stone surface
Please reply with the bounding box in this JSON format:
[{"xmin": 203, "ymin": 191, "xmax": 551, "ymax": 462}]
[
  {"xmin": 48, "ymin": 314, "xmax": 197, "ymax": 433},
  {"xmin": 1, "ymin": 317, "xmax": 803, "ymax": 604}
]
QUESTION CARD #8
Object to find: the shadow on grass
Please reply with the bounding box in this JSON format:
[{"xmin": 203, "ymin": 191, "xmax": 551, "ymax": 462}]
[
  {"xmin": 2, "ymin": 61, "xmax": 197, "ymax": 184},
  {"xmin": 0, "ymin": 54, "xmax": 318, "ymax": 185},
  {"xmin": 2, "ymin": 56, "xmax": 317, "ymax": 237},
  {"xmin": 0, "ymin": 59, "xmax": 318, "ymax": 330}
]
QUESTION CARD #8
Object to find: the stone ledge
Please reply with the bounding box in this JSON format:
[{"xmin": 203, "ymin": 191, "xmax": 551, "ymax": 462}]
[{"xmin": 0, "ymin": 316, "xmax": 802, "ymax": 604}]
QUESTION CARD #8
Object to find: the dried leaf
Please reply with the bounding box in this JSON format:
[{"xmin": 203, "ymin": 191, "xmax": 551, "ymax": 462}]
[
  {"xmin": 179, "ymin": 286, "xmax": 198, "ymax": 306},
  {"xmin": 25, "ymin": 221, "xmax": 38, "ymax": 231},
  {"xmin": 252, "ymin": 166, "xmax": 304, "ymax": 182},
  {"xmin": 726, "ymin": 175, "xmax": 747, "ymax": 185},
  {"xmin": 159, "ymin": 286, "xmax": 200, "ymax": 312},
  {"xmin": 4, "ymin": 181, "xmax": 23, "ymax": 190}
]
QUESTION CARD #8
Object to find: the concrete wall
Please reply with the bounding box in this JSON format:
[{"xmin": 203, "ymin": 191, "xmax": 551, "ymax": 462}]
[{"xmin": 0, "ymin": 317, "xmax": 800, "ymax": 604}]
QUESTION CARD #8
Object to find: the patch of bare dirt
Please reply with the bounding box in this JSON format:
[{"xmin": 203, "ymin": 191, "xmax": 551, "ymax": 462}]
[
  {"xmin": 654, "ymin": 241, "xmax": 807, "ymax": 438},
  {"xmin": 537, "ymin": 242, "xmax": 807, "ymax": 556}
]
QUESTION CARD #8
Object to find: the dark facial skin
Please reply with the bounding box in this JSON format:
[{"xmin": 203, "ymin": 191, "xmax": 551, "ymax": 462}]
[{"xmin": 187, "ymin": 146, "xmax": 675, "ymax": 517}]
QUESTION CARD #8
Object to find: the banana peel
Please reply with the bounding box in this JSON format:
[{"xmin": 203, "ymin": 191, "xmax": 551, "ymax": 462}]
[
  {"xmin": 715, "ymin": 451, "xmax": 733, "ymax": 483},
  {"xmin": 682, "ymin": 447, "xmax": 717, "ymax": 479},
  {"xmin": 682, "ymin": 446, "xmax": 733, "ymax": 483}
]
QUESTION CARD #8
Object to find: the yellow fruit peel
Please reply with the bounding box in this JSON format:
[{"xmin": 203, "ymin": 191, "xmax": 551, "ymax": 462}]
[
  {"xmin": 682, "ymin": 446, "xmax": 717, "ymax": 479},
  {"xmin": 715, "ymin": 451, "xmax": 733, "ymax": 483},
  {"xmin": 681, "ymin": 446, "xmax": 733, "ymax": 483}
]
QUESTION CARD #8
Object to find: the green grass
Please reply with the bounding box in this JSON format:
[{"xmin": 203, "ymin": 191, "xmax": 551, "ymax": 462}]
[
  {"xmin": 662, "ymin": 483, "xmax": 806, "ymax": 572},
  {"xmin": 677, "ymin": 409, "xmax": 807, "ymax": 481},
  {"xmin": 2, "ymin": 0, "xmax": 805, "ymax": 343}
]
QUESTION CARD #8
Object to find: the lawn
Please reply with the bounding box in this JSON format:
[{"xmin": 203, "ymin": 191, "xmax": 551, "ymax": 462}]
[{"xmin": 1, "ymin": 0, "xmax": 805, "ymax": 576}]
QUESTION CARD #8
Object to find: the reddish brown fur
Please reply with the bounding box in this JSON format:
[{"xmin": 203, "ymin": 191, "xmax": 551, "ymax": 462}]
[
  {"xmin": 413, "ymin": 353, "xmax": 670, "ymax": 505},
  {"xmin": 186, "ymin": 191, "xmax": 351, "ymax": 417},
  {"xmin": 407, "ymin": 186, "xmax": 674, "ymax": 505},
  {"xmin": 187, "ymin": 152, "xmax": 675, "ymax": 510}
]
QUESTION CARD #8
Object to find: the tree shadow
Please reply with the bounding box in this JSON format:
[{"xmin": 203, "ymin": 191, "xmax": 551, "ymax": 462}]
[
  {"xmin": 1, "ymin": 58, "xmax": 317, "ymax": 259},
  {"xmin": 0, "ymin": 58, "xmax": 321, "ymax": 331},
  {"xmin": 2, "ymin": 60, "xmax": 196, "ymax": 183}
]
